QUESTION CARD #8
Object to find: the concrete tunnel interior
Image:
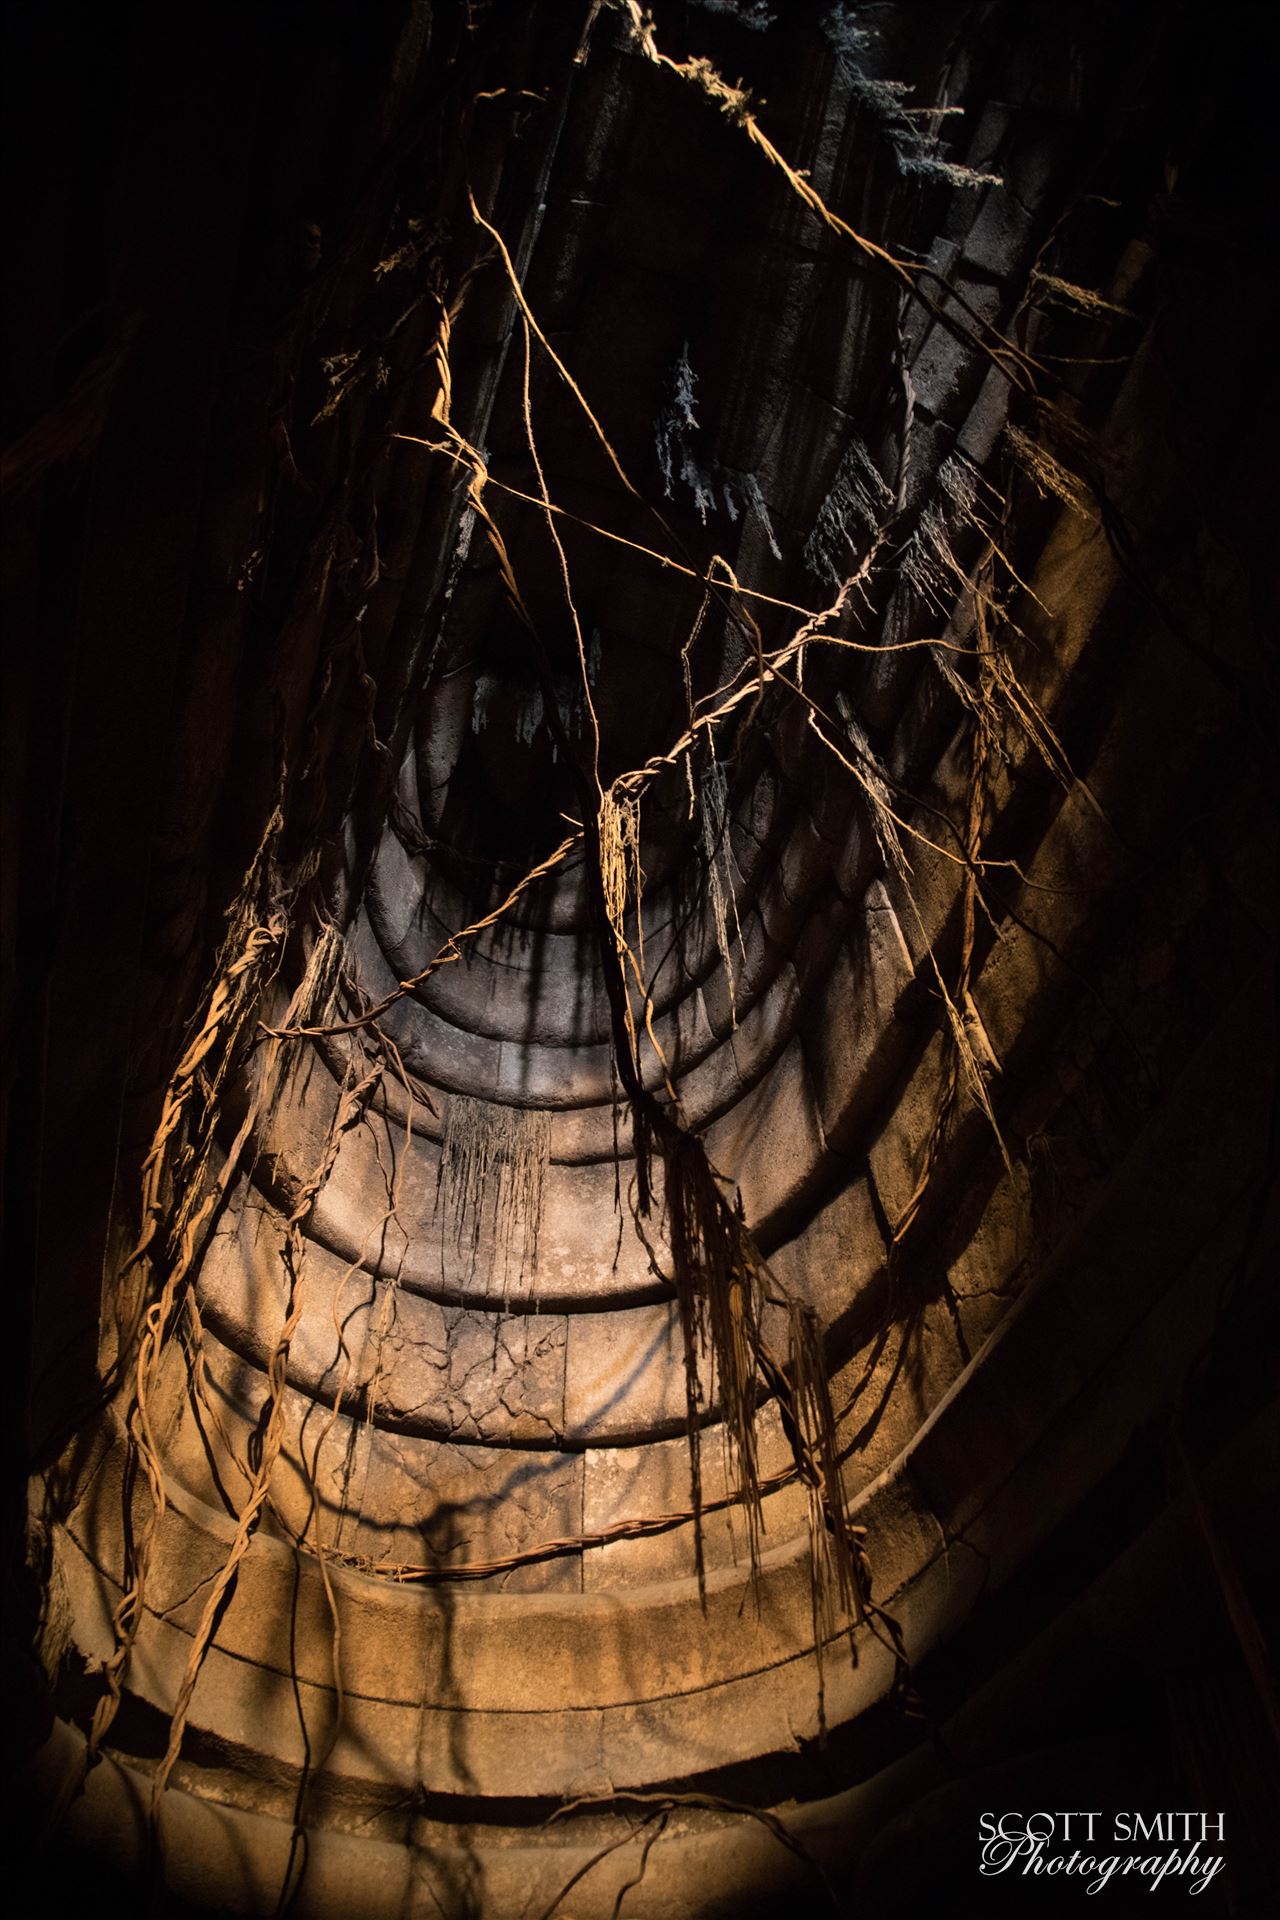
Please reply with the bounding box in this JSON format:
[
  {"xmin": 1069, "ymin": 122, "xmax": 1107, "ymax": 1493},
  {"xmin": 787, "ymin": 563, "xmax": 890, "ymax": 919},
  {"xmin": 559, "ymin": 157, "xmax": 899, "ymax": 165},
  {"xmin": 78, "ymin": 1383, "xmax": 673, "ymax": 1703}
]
[{"xmin": 3, "ymin": 2, "xmax": 1278, "ymax": 1914}]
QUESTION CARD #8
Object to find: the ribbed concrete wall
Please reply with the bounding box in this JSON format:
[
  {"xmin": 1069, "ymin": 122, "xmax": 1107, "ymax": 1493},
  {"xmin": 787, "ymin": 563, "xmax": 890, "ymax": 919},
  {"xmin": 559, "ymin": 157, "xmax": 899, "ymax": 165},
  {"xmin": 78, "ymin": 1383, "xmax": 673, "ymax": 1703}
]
[{"xmin": 7, "ymin": 4, "xmax": 1277, "ymax": 1916}]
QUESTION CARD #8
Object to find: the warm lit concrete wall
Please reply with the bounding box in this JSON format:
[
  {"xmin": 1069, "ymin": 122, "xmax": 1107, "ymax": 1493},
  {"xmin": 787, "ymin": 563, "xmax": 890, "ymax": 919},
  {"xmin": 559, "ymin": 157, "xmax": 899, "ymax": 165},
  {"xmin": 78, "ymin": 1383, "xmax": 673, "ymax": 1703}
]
[{"xmin": 10, "ymin": 4, "xmax": 1277, "ymax": 1915}]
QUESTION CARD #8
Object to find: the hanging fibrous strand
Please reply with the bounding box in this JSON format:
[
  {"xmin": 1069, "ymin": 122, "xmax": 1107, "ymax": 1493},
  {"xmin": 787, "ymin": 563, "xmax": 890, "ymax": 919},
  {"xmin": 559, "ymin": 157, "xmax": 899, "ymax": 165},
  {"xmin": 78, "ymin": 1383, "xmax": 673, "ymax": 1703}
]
[
  {"xmin": 150, "ymin": 1050, "xmax": 386, "ymax": 1821},
  {"xmin": 661, "ymin": 1132, "xmax": 766, "ymax": 1602},
  {"xmin": 579, "ymin": 633, "xmax": 906, "ymax": 1690},
  {"xmin": 599, "ymin": 783, "xmax": 645, "ymax": 1058},
  {"xmin": 437, "ymin": 1093, "xmax": 552, "ymax": 1297},
  {"xmin": 259, "ymin": 920, "xmax": 348, "ymax": 1132},
  {"xmin": 79, "ymin": 800, "xmax": 319, "ymax": 1798},
  {"xmin": 1004, "ymin": 422, "xmax": 1094, "ymax": 517},
  {"xmin": 651, "ymin": 1117, "xmax": 912, "ymax": 1723},
  {"xmin": 600, "ymin": 785, "xmax": 643, "ymax": 958},
  {"xmin": 699, "ymin": 751, "xmax": 744, "ymax": 1027},
  {"xmin": 787, "ymin": 1295, "xmax": 860, "ymax": 1737}
]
